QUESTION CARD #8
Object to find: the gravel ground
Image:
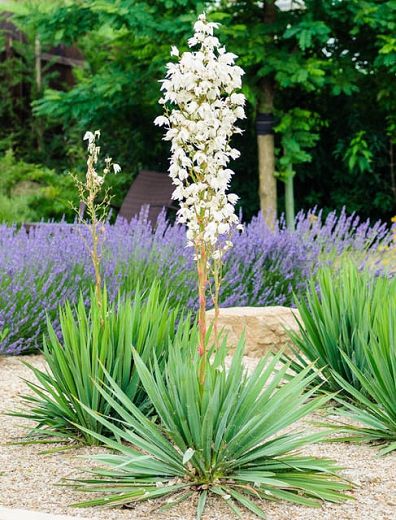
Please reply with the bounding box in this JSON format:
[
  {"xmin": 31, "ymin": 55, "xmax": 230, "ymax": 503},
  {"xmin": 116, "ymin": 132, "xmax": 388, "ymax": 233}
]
[{"xmin": 0, "ymin": 355, "xmax": 395, "ymax": 520}]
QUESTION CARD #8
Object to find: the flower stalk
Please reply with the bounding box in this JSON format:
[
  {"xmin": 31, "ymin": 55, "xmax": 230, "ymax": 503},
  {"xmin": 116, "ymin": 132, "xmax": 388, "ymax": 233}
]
[
  {"xmin": 71, "ymin": 130, "xmax": 120, "ymax": 307},
  {"xmin": 155, "ymin": 14, "xmax": 245, "ymax": 383},
  {"xmin": 197, "ymin": 246, "xmax": 207, "ymax": 385},
  {"xmin": 211, "ymin": 257, "xmax": 223, "ymax": 348}
]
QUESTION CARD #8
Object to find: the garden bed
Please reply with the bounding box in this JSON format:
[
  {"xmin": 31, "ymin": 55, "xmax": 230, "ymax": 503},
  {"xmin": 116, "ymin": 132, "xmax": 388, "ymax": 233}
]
[{"xmin": 1, "ymin": 355, "xmax": 395, "ymax": 520}]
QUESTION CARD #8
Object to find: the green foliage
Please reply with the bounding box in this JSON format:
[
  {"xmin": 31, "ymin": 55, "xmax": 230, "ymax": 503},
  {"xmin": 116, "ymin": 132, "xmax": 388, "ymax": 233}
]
[
  {"xmin": 376, "ymin": 34, "xmax": 396, "ymax": 71},
  {"xmin": 0, "ymin": 327, "xmax": 9, "ymax": 343},
  {"xmin": 69, "ymin": 339, "xmax": 351, "ymax": 516},
  {"xmin": 330, "ymin": 299, "xmax": 396, "ymax": 455},
  {"xmin": 275, "ymin": 108, "xmax": 322, "ymax": 181},
  {"xmin": 336, "ymin": 131, "xmax": 373, "ymax": 175},
  {"xmin": 2, "ymin": 0, "xmax": 396, "ymax": 220},
  {"xmin": 283, "ymin": 18, "xmax": 331, "ymax": 51},
  {"xmin": 261, "ymin": 54, "xmax": 327, "ymax": 92},
  {"xmin": 0, "ymin": 193, "xmax": 31, "ymax": 223},
  {"xmin": 274, "ymin": 107, "xmax": 323, "ymax": 228},
  {"xmin": 0, "ymin": 150, "xmax": 77, "ymax": 222},
  {"xmin": 284, "ymin": 263, "xmax": 396, "ymax": 395},
  {"xmin": 13, "ymin": 283, "xmax": 193, "ymax": 445},
  {"xmin": 0, "ymin": 31, "xmax": 34, "ymax": 154}
]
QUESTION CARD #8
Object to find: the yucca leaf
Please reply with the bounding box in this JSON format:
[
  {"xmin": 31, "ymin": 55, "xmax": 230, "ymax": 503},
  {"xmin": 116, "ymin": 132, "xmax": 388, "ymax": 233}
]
[{"xmin": 197, "ymin": 490, "xmax": 207, "ymax": 520}]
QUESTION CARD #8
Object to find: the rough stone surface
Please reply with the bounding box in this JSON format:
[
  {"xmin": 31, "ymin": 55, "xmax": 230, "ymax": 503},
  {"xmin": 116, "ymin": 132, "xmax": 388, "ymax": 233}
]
[{"xmin": 206, "ymin": 306, "xmax": 301, "ymax": 357}]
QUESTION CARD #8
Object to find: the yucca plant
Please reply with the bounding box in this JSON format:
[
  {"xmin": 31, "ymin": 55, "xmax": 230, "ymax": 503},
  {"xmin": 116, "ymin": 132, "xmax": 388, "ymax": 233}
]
[
  {"xmin": 284, "ymin": 262, "xmax": 395, "ymax": 394},
  {"xmin": 330, "ymin": 301, "xmax": 396, "ymax": 455},
  {"xmin": 69, "ymin": 339, "xmax": 351, "ymax": 517},
  {"xmin": 13, "ymin": 281, "xmax": 193, "ymax": 445}
]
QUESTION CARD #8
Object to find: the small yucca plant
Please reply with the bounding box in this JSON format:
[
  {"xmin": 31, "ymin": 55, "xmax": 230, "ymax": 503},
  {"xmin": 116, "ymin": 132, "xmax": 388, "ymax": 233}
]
[
  {"xmin": 69, "ymin": 339, "xmax": 351, "ymax": 517},
  {"xmin": 330, "ymin": 302, "xmax": 396, "ymax": 455},
  {"xmin": 13, "ymin": 282, "xmax": 193, "ymax": 445},
  {"xmin": 284, "ymin": 262, "xmax": 394, "ymax": 394}
]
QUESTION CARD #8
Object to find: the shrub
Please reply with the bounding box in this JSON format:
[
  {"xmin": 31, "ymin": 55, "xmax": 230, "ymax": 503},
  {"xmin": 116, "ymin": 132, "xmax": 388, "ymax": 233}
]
[
  {"xmin": 0, "ymin": 150, "xmax": 77, "ymax": 223},
  {"xmin": 13, "ymin": 283, "xmax": 194, "ymax": 445},
  {"xmin": 0, "ymin": 193, "xmax": 32, "ymax": 223},
  {"xmin": 69, "ymin": 340, "xmax": 351, "ymax": 516},
  {"xmin": 0, "ymin": 208, "xmax": 393, "ymax": 354},
  {"xmin": 284, "ymin": 263, "xmax": 396, "ymax": 394},
  {"xmin": 0, "ymin": 223, "xmax": 89, "ymax": 354},
  {"xmin": 0, "ymin": 264, "xmax": 87, "ymax": 355}
]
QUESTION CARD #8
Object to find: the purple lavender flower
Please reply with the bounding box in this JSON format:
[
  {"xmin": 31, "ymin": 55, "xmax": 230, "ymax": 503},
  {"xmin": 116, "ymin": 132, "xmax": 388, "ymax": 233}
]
[{"xmin": 0, "ymin": 207, "xmax": 393, "ymax": 354}]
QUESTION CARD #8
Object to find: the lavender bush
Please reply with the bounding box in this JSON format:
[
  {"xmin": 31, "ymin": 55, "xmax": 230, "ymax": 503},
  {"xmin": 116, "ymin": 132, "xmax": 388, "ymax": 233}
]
[{"xmin": 0, "ymin": 207, "xmax": 393, "ymax": 354}]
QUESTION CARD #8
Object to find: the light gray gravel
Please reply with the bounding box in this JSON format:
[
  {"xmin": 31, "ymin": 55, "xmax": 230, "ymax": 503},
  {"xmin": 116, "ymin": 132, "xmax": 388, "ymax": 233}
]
[{"xmin": 0, "ymin": 354, "xmax": 395, "ymax": 519}]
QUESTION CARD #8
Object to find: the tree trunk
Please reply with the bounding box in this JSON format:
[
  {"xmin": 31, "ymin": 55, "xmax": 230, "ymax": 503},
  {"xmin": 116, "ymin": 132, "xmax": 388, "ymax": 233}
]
[
  {"xmin": 34, "ymin": 36, "xmax": 43, "ymax": 152},
  {"xmin": 284, "ymin": 174, "xmax": 295, "ymax": 230},
  {"xmin": 257, "ymin": 1, "xmax": 277, "ymax": 228},
  {"xmin": 390, "ymin": 141, "xmax": 396, "ymax": 205},
  {"xmin": 257, "ymin": 134, "xmax": 277, "ymax": 226},
  {"xmin": 35, "ymin": 36, "xmax": 42, "ymax": 91},
  {"xmin": 257, "ymin": 83, "xmax": 277, "ymax": 227}
]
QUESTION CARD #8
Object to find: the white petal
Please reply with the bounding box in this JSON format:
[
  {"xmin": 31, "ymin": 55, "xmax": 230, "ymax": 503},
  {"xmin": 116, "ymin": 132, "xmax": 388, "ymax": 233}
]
[
  {"xmin": 154, "ymin": 116, "xmax": 169, "ymax": 127},
  {"xmin": 83, "ymin": 131, "xmax": 94, "ymax": 143}
]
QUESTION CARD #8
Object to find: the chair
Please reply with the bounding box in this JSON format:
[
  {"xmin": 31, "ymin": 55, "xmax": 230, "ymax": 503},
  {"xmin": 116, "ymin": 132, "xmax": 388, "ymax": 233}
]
[{"xmin": 117, "ymin": 170, "xmax": 176, "ymax": 223}]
